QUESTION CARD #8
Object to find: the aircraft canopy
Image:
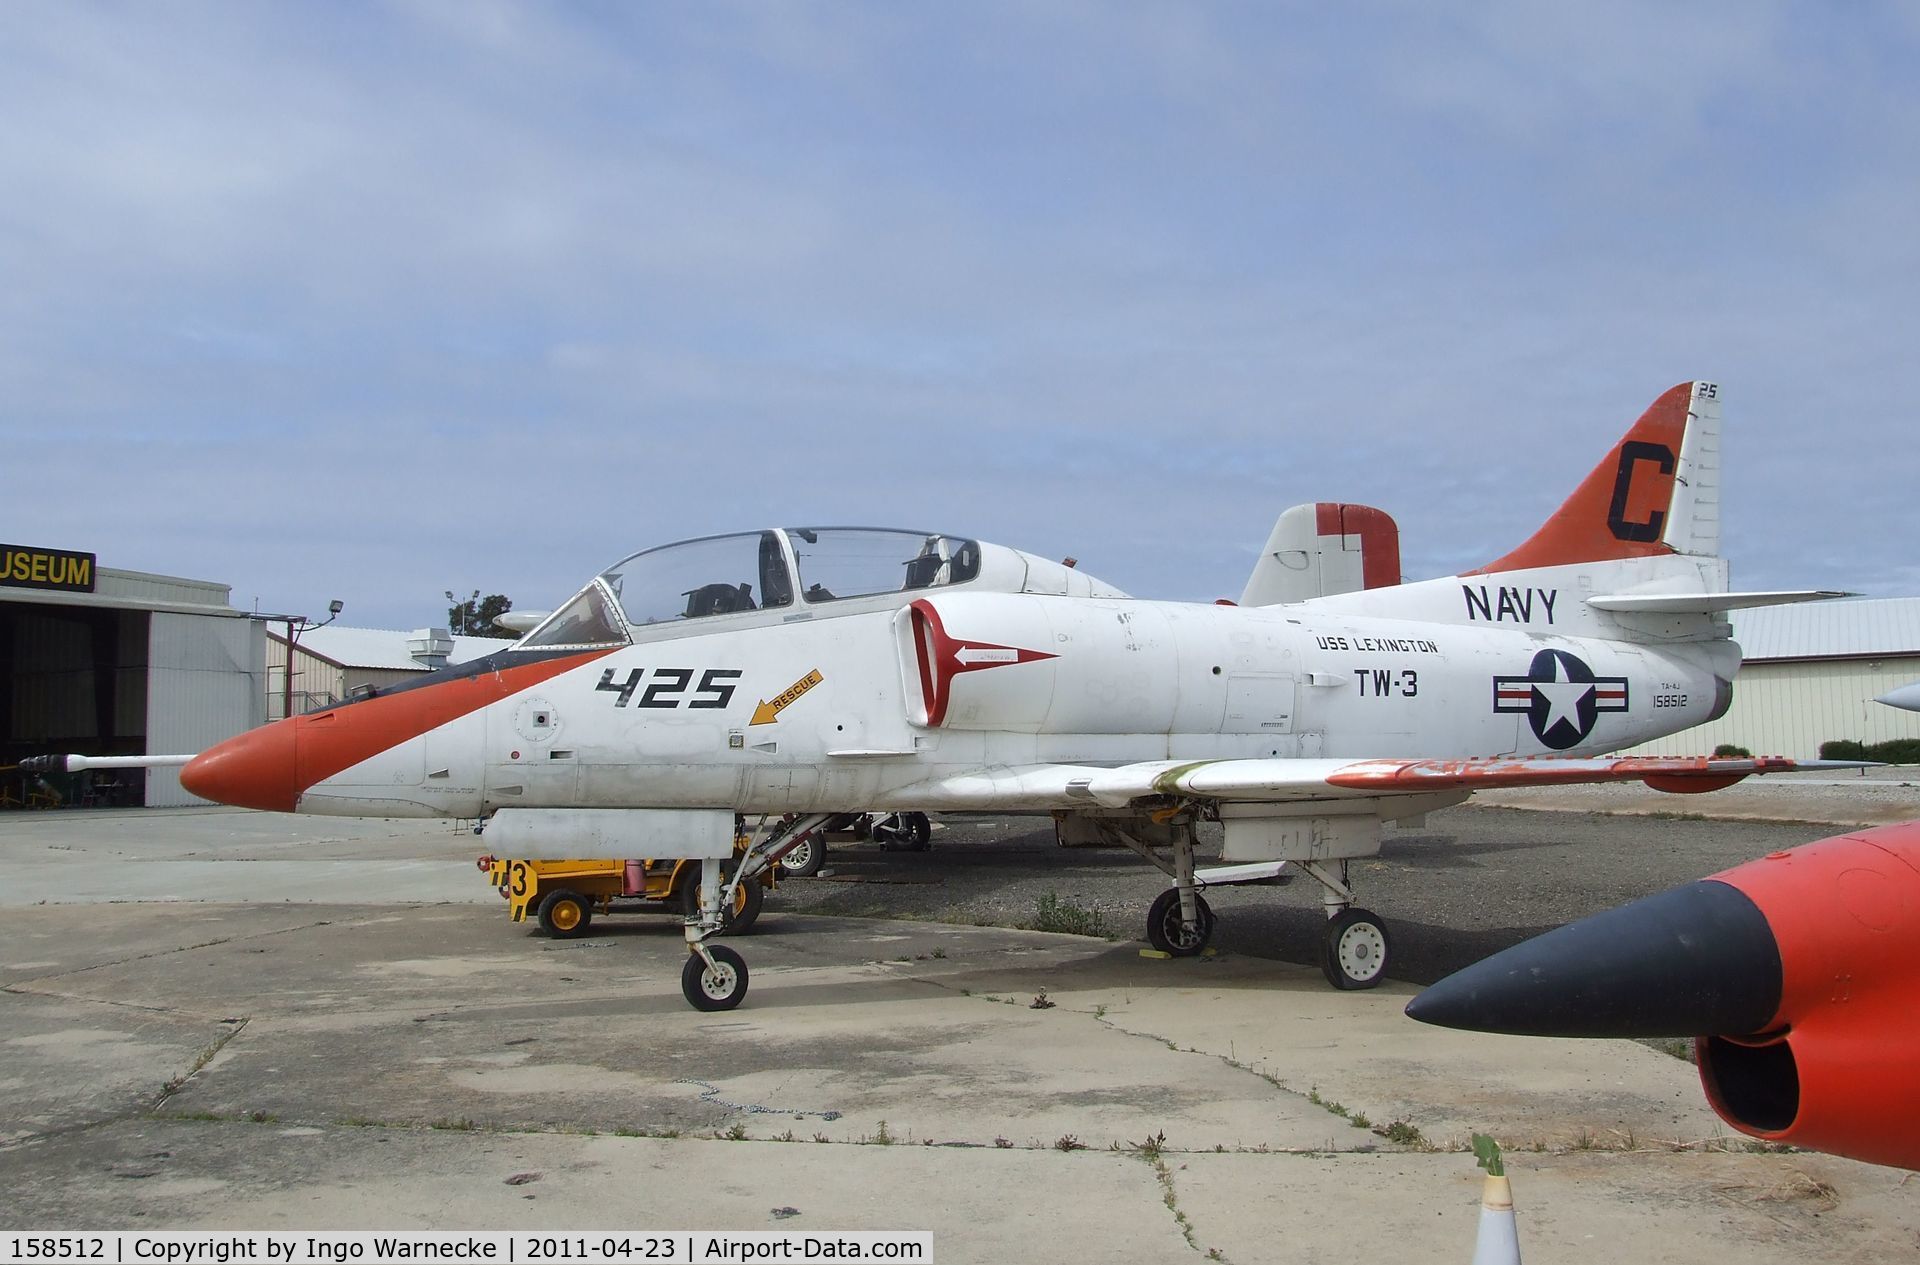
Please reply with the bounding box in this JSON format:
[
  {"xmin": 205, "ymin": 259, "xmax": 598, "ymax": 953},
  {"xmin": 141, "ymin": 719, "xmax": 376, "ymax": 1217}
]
[{"xmin": 522, "ymin": 527, "xmax": 984, "ymax": 648}]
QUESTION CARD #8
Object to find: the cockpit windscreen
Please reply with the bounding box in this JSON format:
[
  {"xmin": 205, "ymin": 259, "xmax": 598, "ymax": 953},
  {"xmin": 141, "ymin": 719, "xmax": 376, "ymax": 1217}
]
[{"xmin": 598, "ymin": 530, "xmax": 793, "ymax": 628}]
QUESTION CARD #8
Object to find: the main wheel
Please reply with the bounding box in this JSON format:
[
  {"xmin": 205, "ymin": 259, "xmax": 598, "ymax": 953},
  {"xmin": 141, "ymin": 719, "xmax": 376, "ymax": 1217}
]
[
  {"xmin": 777, "ymin": 832, "xmax": 825, "ymax": 877},
  {"xmin": 876, "ymin": 812, "xmax": 932, "ymax": 851},
  {"xmin": 721, "ymin": 877, "xmax": 765, "ymax": 935},
  {"xmin": 681, "ymin": 945, "xmax": 749, "ymax": 1011},
  {"xmin": 1319, "ymin": 908, "xmax": 1391, "ymax": 990},
  {"xmin": 1145, "ymin": 888, "xmax": 1214, "ymax": 956},
  {"xmin": 536, "ymin": 889, "xmax": 593, "ymax": 939}
]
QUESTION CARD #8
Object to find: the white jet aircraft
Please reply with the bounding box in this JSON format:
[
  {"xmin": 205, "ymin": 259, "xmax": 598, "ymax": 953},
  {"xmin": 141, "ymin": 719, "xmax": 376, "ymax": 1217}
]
[{"xmin": 35, "ymin": 382, "xmax": 1852, "ymax": 1010}]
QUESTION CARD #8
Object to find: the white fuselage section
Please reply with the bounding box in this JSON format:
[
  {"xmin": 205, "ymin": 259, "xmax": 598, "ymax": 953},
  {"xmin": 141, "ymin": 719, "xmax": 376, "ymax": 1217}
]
[{"xmin": 300, "ymin": 583, "xmax": 1737, "ymax": 818}]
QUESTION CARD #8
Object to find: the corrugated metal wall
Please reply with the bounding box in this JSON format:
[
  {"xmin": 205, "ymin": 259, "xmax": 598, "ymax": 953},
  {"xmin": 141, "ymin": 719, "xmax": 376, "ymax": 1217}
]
[
  {"xmin": 1626, "ymin": 656, "xmax": 1920, "ymax": 758},
  {"xmin": 147, "ymin": 613, "xmax": 266, "ymax": 806},
  {"xmin": 265, "ymin": 636, "xmax": 347, "ymax": 720}
]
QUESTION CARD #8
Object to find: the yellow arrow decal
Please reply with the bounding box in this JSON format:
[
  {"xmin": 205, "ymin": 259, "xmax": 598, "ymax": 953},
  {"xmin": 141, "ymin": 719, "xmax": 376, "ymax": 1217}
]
[{"xmin": 750, "ymin": 668, "xmax": 824, "ymax": 725}]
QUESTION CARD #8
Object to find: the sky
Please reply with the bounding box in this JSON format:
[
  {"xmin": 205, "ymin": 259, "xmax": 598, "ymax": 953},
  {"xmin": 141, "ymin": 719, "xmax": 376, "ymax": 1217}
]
[{"xmin": 4, "ymin": 2, "xmax": 1918, "ymax": 629}]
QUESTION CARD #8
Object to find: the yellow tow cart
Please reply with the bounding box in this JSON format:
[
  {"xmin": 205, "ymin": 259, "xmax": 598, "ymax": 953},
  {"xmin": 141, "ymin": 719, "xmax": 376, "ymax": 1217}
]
[{"xmin": 480, "ymin": 849, "xmax": 771, "ymax": 939}]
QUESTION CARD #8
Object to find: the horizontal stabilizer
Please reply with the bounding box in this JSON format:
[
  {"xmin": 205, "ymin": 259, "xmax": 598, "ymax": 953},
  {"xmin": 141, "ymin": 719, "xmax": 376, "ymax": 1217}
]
[
  {"xmin": 1587, "ymin": 590, "xmax": 1854, "ymax": 614},
  {"xmin": 1880, "ymin": 682, "xmax": 1920, "ymax": 713}
]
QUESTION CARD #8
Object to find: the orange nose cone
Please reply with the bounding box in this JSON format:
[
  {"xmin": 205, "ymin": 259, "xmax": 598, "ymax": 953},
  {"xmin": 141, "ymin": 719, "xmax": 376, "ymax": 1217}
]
[{"xmin": 180, "ymin": 720, "xmax": 303, "ymax": 812}]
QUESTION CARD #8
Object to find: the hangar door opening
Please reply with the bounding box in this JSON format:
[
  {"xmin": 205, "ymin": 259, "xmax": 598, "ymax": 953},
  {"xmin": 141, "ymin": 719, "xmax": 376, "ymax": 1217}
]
[{"xmin": 1, "ymin": 603, "xmax": 150, "ymax": 807}]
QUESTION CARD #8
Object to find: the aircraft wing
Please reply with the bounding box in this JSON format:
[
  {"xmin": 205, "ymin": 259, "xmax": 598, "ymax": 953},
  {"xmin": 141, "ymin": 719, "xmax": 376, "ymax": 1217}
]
[{"xmin": 908, "ymin": 754, "xmax": 1855, "ymax": 811}]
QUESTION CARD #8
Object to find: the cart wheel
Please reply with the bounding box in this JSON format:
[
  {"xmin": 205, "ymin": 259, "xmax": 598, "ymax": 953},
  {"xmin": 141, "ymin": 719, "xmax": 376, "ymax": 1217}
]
[
  {"xmin": 537, "ymin": 889, "xmax": 593, "ymax": 939},
  {"xmin": 721, "ymin": 877, "xmax": 765, "ymax": 936},
  {"xmin": 777, "ymin": 832, "xmax": 824, "ymax": 877},
  {"xmin": 1319, "ymin": 908, "xmax": 1391, "ymax": 990},
  {"xmin": 682, "ymin": 945, "xmax": 749, "ymax": 1011},
  {"xmin": 1145, "ymin": 888, "xmax": 1214, "ymax": 956}
]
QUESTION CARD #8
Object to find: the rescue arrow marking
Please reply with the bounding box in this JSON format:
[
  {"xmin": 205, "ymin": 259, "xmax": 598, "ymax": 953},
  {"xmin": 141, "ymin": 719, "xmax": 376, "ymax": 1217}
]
[{"xmin": 751, "ymin": 668, "xmax": 824, "ymax": 726}]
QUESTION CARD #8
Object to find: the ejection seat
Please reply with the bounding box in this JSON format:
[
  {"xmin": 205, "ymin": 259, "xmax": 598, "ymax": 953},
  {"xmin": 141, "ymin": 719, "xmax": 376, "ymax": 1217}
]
[{"xmin": 682, "ymin": 582, "xmax": 756, "ymax": 618}]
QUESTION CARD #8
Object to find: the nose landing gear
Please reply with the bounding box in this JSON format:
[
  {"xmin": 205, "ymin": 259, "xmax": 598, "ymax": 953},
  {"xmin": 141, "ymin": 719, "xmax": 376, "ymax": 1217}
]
[{"xmin": 678, "ymin": 812, "xmax": 835, "ymax": 1011}]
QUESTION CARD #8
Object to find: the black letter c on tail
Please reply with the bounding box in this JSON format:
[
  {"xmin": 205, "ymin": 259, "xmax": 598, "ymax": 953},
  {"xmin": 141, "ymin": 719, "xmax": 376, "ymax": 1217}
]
[{"xmin": 1607, "ymin": 441, "xmax": 1676, "ymax": 543}]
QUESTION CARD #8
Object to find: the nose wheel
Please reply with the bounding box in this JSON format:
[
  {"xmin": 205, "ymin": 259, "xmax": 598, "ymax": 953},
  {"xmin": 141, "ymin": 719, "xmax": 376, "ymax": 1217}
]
[{"xmin": 682, "ymin": 944, "xmax": 750, "ymax": 1011}]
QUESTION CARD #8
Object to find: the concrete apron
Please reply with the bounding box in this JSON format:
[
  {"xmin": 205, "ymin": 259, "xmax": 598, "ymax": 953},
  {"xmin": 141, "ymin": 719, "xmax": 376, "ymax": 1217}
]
[{"xmin": 3, "ymin": 904, "xmax": 1916, "ymax": 1263}]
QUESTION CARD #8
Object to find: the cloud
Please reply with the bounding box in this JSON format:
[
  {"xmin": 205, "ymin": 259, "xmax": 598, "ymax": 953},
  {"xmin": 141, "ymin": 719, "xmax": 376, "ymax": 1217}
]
[{"xmin": 2, "ymin": 3, "xmax": 1917, "ymax": 624}]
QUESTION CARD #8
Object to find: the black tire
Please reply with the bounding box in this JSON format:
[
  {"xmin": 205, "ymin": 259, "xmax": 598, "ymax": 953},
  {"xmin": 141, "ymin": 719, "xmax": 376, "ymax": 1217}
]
[
  {"xmin": 777, "ymin": 831, "xmax": 824, "ymax": 877},
  {"xmin": 721, "ymin": 877, "xmax": 765, "ymax": 936},
  {"xmin": 1145, "ymin": 888, "xmax": 1214, "ymax": 956},
  {"xmin": 536, "ymin": 889, "xmax": 593, "ymax": 939},
  {"xmin": 681, "ymin": 945, "xmax": 749, "ymax": 1011},
  {"xmin": 674, "ymin": 863, "xmax": 704, "ymax": 918},
  {"xmin": 875, "ymin": 811, "xmax": 933, "ymax": 851},
  {"xmin": 1319, "ymin": 908, "xmax": 1391, "ymax": 990}
]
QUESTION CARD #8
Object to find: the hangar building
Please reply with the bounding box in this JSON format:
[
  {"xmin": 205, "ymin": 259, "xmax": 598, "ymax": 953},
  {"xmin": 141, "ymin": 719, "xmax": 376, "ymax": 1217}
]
[
  {"xmin": 1, "ymin": 543, "xmax": 266, "ymax": 808},
  {"xmin": 267, "ymin": 625, "xmax": 506, "ymax": 719},
  {"xmin": 1628, "ymin": 597, "xmax": 1920, "ymax": 760}
]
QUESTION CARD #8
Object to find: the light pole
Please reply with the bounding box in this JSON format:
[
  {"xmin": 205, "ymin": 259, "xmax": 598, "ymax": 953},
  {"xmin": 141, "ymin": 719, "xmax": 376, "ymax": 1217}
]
[
  {"xmin": 445, "ymin": 589, "xmax": 478, "ymax": 636},
  {"xmin": 283, "ymin": 599, "xmax": 344, "ymax": 720}
]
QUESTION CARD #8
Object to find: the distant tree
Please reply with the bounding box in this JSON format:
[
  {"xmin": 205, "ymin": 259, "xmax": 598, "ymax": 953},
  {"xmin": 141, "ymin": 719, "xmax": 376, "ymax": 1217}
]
[{"xmin": 448, "ymin": 593, "xmax": 516, "ymax": 638}]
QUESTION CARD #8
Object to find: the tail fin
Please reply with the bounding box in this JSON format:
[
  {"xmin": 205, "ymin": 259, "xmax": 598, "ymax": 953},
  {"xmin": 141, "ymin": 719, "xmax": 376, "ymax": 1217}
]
[
  {"xmin": 1242, "ymin": 502, "xmax": 1401, "ymax": 605},
  {"xmin": 1467, "ymin": 382, "xmax": 1722, "ymax": 575}
]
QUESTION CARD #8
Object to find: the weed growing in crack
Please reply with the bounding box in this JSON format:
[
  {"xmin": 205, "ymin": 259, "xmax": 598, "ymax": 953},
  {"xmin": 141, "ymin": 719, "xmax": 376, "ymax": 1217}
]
[
  {"xmin": 1029, "ymin": 891, "xmax": 1109, "ymax": 938},
  {"xmin": 1375, "ymin": 1120, "xmax": 1431, "ymax": 1149}
]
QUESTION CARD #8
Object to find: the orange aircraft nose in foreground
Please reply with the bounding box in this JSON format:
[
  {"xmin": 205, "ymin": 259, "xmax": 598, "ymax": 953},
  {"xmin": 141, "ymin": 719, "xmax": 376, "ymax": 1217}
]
[{"xmin": 1407, "ymin": 821, "xmax": 1920, "ymax": 1171}]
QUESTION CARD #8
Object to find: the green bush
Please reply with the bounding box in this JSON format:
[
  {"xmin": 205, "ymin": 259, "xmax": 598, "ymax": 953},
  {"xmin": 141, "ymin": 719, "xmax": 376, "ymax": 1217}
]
[
  {"xmin": 1820, "ymin": 738, "xmax": 1920, "ymax": 764},
  {"xmin": 1712, "ymin": 743, "xmax": 1752, "ymax": 758}
]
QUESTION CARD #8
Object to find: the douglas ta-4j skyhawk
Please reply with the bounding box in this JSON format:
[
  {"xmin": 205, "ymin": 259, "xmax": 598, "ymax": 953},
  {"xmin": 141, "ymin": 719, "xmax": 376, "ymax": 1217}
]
[{"xmin": 31, "ymin": 382, "xmax": 1854, "ymax": 1010}]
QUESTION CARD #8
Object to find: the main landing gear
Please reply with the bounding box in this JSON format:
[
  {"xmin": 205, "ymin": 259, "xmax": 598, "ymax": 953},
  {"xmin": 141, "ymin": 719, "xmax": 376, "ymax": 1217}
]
[
  {"xmin": 1089, "ymin": 813, "xmax": 1394, "ymax": 989},
  {"xmin": 1297, "ymin": 860, "xmax": 1391, "ymax": 990},
  {"xmin": 679, "ymin": 812, "xmax": 834, "ymax": 1011},
  {"xmin": 1086, "ymin": 815, "xmax": 1220, "ymax": 959}
]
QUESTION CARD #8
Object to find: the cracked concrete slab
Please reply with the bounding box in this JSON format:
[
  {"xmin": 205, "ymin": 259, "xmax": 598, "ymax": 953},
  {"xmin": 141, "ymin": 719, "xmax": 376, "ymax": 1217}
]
[
  {"xmin": 0, "ymin": 1119, "xmax": 1196, "ymax": 1261},
  {"xmin": 5, "ymin": 809, "xmax": 1920, "ymax": 1262},
  {"xmin": 0, "ymin": 991, "xmax": 237, "ymax": 1144},
  {"xmin": 1166, "ymin": 1149, "xmax": 1920, "ymax": 1265}
]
